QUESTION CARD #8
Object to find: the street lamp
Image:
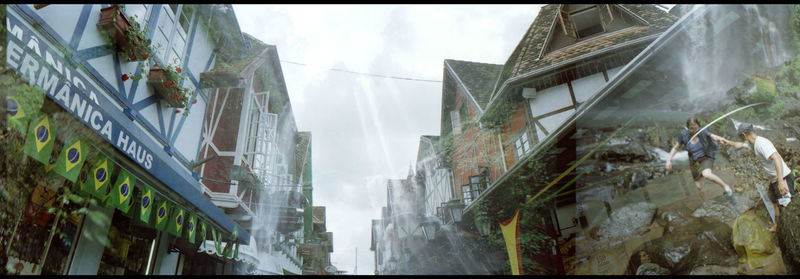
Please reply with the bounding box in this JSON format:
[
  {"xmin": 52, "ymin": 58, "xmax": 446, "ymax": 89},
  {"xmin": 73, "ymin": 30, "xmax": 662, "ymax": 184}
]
[
  {"xmin": 420, "ymin": 217, "xmax": 440, "ymax": 241},
  {"xmin": 474, "ymin": 213, "xmax": 492, "ymax": 237},
  {"xmin": 445, "ymin": 200, "xmax": 465, "ymax": 224}
]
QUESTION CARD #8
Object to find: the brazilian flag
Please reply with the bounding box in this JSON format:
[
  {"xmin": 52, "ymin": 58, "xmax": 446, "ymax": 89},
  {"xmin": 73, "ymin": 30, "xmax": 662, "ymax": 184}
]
[
  {"xmin": 75, "ymin": 163, "xmax": 94, "ymax": 198},
  {"xmin": 167, "ymin": 205, "xmax": 185, "ymax": 237},
  {"xmin": 54, "ymin": 138, "xmax": 89, "ymax": 183},
  {"xmin": 121, "ymin": 189, "xmax": 138, "ymax": 220},
  {"xmin": 7, "ymin": 95, "xmax": 28, "ymax": 134},
  {"xmin": 24, "ymin": 115, "xmax": 55, "ymax": 164},
  {"xmin": 87, "ymin": 155, "xmax": 115, "ymax": 200},
  {"xmin": 139, "ymin": 185, "xmax": 154, "ymax": 225},
  {"xmin": 212, "ymin": 227, "xmax": 222, "ymax": 255},
  {"xmin": 200, "ymin": 220, "xmax": 208, "ymax": 248},
  {"xmin": 186, "ymin": 214, "xmax": 197, "ymax": 244},
  {"xmin": 154, "ymin": 198, "xmax": 171, "ymax": 231},
  {"xmin": 109, "ymin": 169, "xmax": 136, "ymax": 213},
  {"xmin": 43, "ymin": 144, "xmax": 60, "ymax": 174}
]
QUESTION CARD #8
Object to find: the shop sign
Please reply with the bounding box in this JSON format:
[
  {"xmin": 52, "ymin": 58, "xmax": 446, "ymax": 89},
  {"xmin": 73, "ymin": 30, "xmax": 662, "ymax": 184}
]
[{"xmin": 5, "ymin": 10, "xmax": 157, "ymax": 171}]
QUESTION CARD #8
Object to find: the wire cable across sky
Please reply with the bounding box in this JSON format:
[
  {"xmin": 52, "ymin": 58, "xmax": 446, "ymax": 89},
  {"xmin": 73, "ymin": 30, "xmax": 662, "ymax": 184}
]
[{"xmin": 280, "ymin": 60, "xmax": 442, "ymax": 83}]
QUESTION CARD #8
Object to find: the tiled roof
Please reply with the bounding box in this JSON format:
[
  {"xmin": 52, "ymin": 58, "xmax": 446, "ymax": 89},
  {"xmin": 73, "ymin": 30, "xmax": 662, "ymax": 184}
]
[
  {"xmin": 445, "ymin": 60, "xmax": 503, "ymax": 110},
  {"xmin": 494, "ymin": 4, "xmax": 677, "ymax": 97}
]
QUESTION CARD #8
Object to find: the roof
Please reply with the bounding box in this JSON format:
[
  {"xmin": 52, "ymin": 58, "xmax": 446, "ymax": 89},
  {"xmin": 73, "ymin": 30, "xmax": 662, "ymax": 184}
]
[
  {"xmin": 445, "ymin": 60, "xmax": 504, "ymax": 110},
  {"xmin": 494, "ymin": 4, "xmax": 677, "ymax": 99}
]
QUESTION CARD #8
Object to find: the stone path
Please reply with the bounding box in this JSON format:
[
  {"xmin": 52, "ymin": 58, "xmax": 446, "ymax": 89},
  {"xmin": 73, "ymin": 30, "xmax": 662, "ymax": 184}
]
[{"xmin": 568, "ymin": 156, "xmax": 788, "ymax": 275}]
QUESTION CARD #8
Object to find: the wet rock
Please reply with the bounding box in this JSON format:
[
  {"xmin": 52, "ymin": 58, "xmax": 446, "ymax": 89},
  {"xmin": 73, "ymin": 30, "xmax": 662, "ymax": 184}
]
[
  {"xmin": 777, "ymin": 198, "xmax": 800, "ymax": 274},
  {"xmin": 689, "ymin": 265, "xmax": 737, "ymax": 275},
  {"xmin": 691, "ymin": 193, "xmax": 755, "ymax": 225},
  {"xmin": 629, "ymin": 217, "xmax": 737, "ymax": 274},
  {"xmin": 657, "ymin": 207, "xmax": 694, "ymax": 235},
  {"xmin": 732, "ymin": 212, "xmax": 775, "ymax": 270},
  {"xmin": 636, "ymin": 263, "xmax": 670, "ymax": 275},
  {"xmin": 596, "ymin": 202, "xmax": 656, "ymax": 240},
  {"xmin": 599, "ymin": 142, "xmax": 654, "ymax": 163}
]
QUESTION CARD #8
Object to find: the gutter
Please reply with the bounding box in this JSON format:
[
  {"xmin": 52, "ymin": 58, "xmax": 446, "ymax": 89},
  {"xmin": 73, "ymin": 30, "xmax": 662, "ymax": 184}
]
[{"xmin": 464, "ymin": 4, "xmax": 710, "ymax": 215}]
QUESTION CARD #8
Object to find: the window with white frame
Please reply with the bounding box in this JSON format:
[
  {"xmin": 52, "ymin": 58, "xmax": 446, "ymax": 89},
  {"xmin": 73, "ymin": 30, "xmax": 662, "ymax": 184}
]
[
  {"xmin": 514, "ymin": 128, "xmax": 532, "ymax": 159},
  {"xmin": 461, "ymin": 172, "xmax": 489, "ymax": 205}
]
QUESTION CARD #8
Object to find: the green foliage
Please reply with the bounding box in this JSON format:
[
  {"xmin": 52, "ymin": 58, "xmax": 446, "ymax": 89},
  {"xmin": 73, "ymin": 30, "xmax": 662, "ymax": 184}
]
[
  {"xmin": 776, "ymin": 56, "xmax": 800, "ymax": 98},
  {"xmin": 790, "ymin": 5, "xmax": 800, "ymax": 50}
]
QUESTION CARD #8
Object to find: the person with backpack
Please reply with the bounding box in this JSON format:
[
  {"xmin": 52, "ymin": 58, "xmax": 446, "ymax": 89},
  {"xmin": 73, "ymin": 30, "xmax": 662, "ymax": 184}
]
[{"xmin": 665, "ymin": 117, "xmax": 734, "ymax": 201}]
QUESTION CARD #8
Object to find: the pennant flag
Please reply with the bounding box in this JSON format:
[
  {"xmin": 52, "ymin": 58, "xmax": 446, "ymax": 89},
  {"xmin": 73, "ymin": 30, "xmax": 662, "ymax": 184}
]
[
  {"xmin": 121, "ymin": 188, "xmax": 138, "ymax": 220},
  {"xmin": 44, "ymin": 145, "xmax": 59, "ymax": 174},
  {"xmin": 87, "ymin": 155, "xmax": 115, "ymax": 200},
  {"xmin": 75, "ymin": 163, "xmax": 92, "ymax": 198},
  {"xmin": 54, "ymin": 138, "xmax": 89, "ymax": 182},
  {"xmin": 186, "ymin": 214, "xmax": 196, "ymax": 244},
  {"xmin": 154, "ymin": 198, "xmax": 171, "ymax": 231},
  {"xmin": 167, "ymin": 205, "xmax": 185, "ymax": 237},
  {"xmin": 7, "ymin": 95, "xmax": 28, "ymax": 134},
  {"xmin": 223, "ymin": 240, "xmax": 233, "ymax": 258},
  {"xmin": 109, "ymin": 169, "xmax": 136, "ymax": 213},
  {"xmin": 500, "ymin": 208, "xmax": 523, "ymax": 275},
  {"xmin": 212, "ymin": 227, "xmax": 222, "ymax": 255},
  {"xmin": 24, "ymin": 115, "xmax": 55, "ymax": 164},
  {"xmin": 139, "ymin": 185, "xmax": 154, "ymax": 225},
  {"xmin": 200, "ymin": 220, "xmax": 208, "ymax": 248}
]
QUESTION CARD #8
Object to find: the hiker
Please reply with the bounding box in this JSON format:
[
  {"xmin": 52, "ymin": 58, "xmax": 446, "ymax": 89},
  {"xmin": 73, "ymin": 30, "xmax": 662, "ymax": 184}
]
[
  {"xmin": 665, "ymin": 117, "xmax": 734, "ymax": 201},
  {"xmin": 720, "ymin": 123, "xmax": 795, "ymax": 232}
]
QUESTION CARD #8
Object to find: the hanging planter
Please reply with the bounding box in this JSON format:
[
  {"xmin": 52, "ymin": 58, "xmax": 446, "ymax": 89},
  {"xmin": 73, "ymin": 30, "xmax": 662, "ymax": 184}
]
[
  {"xmin": 147, "ymin": 65, "xmax": 192, "ymax": 112},
  {"xmin": 97, "ymin": 5, "xmax": 151, "ymax": 62},
  {"xmin": 199, "ymin": 70, "xmax": 244, "ymax": 88}
]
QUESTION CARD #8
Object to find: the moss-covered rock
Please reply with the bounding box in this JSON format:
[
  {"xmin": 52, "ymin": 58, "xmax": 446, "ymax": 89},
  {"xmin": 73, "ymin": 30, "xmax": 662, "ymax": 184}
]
[{"xmin": 733, "ymin": 211, "xmax": 776, "ymax": 270}]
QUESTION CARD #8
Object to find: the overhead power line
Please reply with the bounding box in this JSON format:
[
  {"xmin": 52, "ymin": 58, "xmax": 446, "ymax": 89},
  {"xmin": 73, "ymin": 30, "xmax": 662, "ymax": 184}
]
[{"xmin": 280, "ymin": 60, "xmax": 442, "ymax": 83}]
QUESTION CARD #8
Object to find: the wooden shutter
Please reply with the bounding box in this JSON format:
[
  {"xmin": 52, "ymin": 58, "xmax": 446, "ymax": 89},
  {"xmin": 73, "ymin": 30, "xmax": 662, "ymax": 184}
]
[
  {"xmin": 599, "ymin": 4, "xmax": 615, "ymax": 30},
  {"xmin": 558, "ymin": 4, "xmax": 577, "ymax": 38}
]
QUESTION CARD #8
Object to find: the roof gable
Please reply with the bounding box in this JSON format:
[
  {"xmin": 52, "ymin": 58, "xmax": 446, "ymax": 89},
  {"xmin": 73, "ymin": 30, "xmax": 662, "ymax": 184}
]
[
  {"xmin": 445, "ymin": 60, "xmax": 504, "ymax": 111},
  {"xmin": 490, "ymin": 4, "xmax": 677, "ymax": 101}
]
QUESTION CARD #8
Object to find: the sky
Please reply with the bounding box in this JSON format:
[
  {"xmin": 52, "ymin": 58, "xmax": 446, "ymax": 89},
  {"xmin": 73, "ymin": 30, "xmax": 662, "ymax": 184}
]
[{"xmin": 232, "ymin": 4, "xmax": 547, "ymax": 274}]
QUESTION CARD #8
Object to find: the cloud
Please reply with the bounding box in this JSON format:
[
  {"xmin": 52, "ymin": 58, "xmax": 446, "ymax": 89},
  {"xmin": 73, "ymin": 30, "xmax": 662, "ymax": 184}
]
[{"xmin": 233, "ymin": 4, "xmax": 542, "ymax": 274}]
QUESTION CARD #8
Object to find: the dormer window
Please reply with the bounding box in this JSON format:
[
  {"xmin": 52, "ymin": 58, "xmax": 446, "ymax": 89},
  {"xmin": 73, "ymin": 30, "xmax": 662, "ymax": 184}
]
[{"xmin": 559, "ymin": 4, "xmax": 614, "ymax": 39}]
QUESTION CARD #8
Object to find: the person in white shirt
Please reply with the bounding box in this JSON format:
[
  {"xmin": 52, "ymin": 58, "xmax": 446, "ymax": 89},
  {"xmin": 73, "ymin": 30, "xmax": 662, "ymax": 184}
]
[{"xmin": 722, "ymin": 123, "xmax": 795, "ymax": 232}]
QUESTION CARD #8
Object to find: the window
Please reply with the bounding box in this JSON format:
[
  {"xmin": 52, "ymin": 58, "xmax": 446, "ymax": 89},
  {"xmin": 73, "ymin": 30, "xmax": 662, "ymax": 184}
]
[
  {"xmin": 450, "ymin": 111, "xmax": 461, "ymax": 135},
  {"xmin": 514, "ymin": 128, "xmax": 532, "ymax": 159},
  {"xmin": 559, "ymin": 4, "xmax": 614, "ymax": 39},
  {"xmin": 461, "ymin": 173, "xmax": 489, "ymax": 205}
]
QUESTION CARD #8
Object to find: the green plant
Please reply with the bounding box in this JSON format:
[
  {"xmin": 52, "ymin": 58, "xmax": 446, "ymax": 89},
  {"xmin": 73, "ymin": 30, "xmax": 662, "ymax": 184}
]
[
  {"xmin": 157, "ymin": 63, "xmax": 194, "ymax": 115},
  {"xmin": 100, "ymin": 5, "xmax": 154, "ymax": 63}
]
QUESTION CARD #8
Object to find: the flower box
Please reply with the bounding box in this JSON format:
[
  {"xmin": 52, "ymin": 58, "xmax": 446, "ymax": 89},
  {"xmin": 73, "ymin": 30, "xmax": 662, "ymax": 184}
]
[
  {"xmin": 199, "ymin": 71, "xmax": 244, "ymax": 88},
  {"xmin": 97, "ymin": 5, "xmax": 147, "ymax": 62},
  {"xmin": 147, "ymin": 67, "xmax": 184, "ymax": 108}
]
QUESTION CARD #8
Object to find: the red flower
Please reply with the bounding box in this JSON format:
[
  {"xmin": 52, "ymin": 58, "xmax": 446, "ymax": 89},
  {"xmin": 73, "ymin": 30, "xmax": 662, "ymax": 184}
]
[
  {"xmin": 121, "ymin": 74, "xmax": 129, "ymax": 82},
  {"xmin": 176, "ymin": 67, "xmax": 182, "ymax": 73},
  {"xmin": 166, "ymin": 80, "xmax": 174, "ymax": 87},
  {"xmin": 172, "ymin": 93, "xmax": 179, "ymax": 100},
  {"xmin": 192, "ymin": 99, "xmax": 198, "ymax": 104},
  {"xmin": 142, "ymin": 53, "xmax": 148, "ymax": 59},
  {"xmin": 154, "ymin": 63, "xmax": 158, "ymax": 67},
  {"xmin": 175, "ymin": 109, "xmax": 181, "ymax": 114}
]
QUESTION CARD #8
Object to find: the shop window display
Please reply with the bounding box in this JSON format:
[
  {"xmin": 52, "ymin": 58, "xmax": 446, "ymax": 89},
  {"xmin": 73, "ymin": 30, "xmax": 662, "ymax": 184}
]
[{"xmin": 97, "ymin": 208, "xmax": 157, "ymax": 275}]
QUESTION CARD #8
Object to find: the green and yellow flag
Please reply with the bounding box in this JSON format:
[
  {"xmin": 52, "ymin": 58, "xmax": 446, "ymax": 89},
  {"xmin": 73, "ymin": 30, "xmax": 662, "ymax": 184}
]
[
  {"xmin": 24, "ymin": 115, "xmax": 55, "ymax": 164},
  {"xmin": 154, "ymin": 198, "xmax": 171, "ymax": 231},
  {"xmin": 87, "ymin": 155, "xmax": 115, "ymax": 200},
  {"xmin": 54, "ymin": 138, "xmax": 89, "ymax": 182},
  {"xmin": 500, "ymin": 208, "xmax": 523, "ymax": 275},
  {"xmin": 7, "ymin": 95, "xmax": 28, "ymax": 134},
  {"xmin": 167, "ymin": 205, "xmax": 185, "ymax": 237},
  {"xmin": 223, "ymin": 225, "xmax": 238, "ymax": 258},
  {"xmin": 200, "ymin": 220, "xmax": 208, "ymax": 248},
  {"xmin": 43, "ymin": 144, "xmax": 59, "ymax": 174},
  {"xmin": 139, "ymin": 185, "xmax": 154, "ymax": 225},
  {"xmin": 212, "ymin": 227, "xmax": 222, "ymax": 254},
  {"xmin": 75, "ymin": 163, "xmax": 93, "ymax": 198},
  {"xmin": 186, "ymin": 214, "xmax": 197, "ymax": 244},
  {"xmin": 109, "ymin": 169, "xmax": 136, "ymax": 213},
  {"xmin": 121, "ymin": 188, "xmax": 138, "ymax": 220}
]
